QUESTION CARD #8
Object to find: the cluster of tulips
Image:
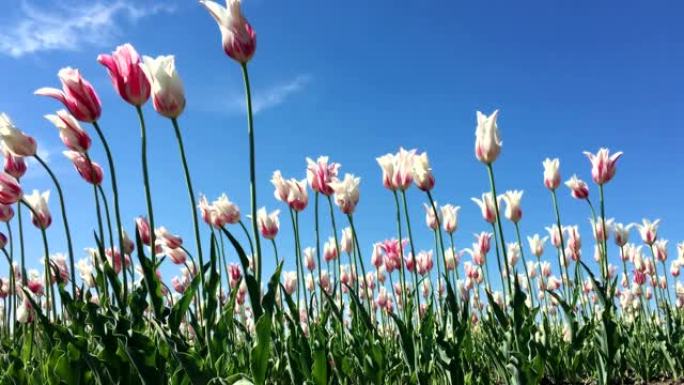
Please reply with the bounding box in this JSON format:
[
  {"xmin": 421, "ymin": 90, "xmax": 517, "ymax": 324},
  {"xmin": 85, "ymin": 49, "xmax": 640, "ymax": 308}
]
[{"xmin": 1, "ymin": 1, "xmax": 683, "ymax": 384}]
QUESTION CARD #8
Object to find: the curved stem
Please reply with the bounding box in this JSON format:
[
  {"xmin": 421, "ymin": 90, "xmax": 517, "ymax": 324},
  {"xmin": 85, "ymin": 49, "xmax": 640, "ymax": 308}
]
[
  {"xmin": 34, "ymin": 154, "xmax": 76, "ymax": 298},
  {"xmin": 238, "ymin": 220, "xmax": 255, "ymax": 258},
  {"xmin": 550, "ymin": 189, "xmax": 569, "ymax": 300},
  {"xmin": 486, "ymin": 163, "xmax": 511, "ymax": 297},
  {"xmin": 96, "ymin": 185, "xmax": 114, "ymax": 252},
  {"xmin": 135, "ymin": 106, "xmax": 157, "ymax": 266},
  {"xmin": 91, "ymin": 121, "xmax": 128, "ymax": 303},
  {"xmin": 240, "ymin": 63, "xmax": 263, "ymax": 288}
]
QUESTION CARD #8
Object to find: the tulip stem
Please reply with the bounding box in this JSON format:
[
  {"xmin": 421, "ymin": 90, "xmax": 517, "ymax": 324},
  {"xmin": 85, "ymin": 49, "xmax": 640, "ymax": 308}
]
[
  {"xmin": 514, "ymin": 222, "xmax": 534, "ymax": 308},
  {"xmin": 400, "ymin": 190, "xmax": 421, "ymax": 316},
  {"xmin": 34, "ymin": 154, "xmax": 76, "ymax": 299},
  {"xmin": 240, "ymin": 63, "xmax": 263, "ymax": 289},
  {"xmin": 96, "ymin": 185, "xmax": 115, "ymax": 253},
  {"xmin": 486, "ymin": 163, "xmax": 512, "ymax": 299},
  {"xmin": 392, "ymin": 190, "xmax": 409, "ymax": 322},
  {"xmin": 326, "ymin": 195, "xmax": 343, "ymax": 313},
  {"xmin": 91, "ymin": 121, "xmax": 128, "ymax": 304},
  {"xmin": 313, "ymin": 192, "xmax": 323, "ymax": 309},
  {"xmin": 135, "ymin": 106, "xmax": 157, "ymax": 267},
  {"xmin": 347, "ymin": 214, "xmax": 371, "ymax": 311},
  {"xmin": 550, "ymin": 189, "xmax": 569, "ymax": 301},
  {"xmin": 16, "ymin": 203, "xmax": 26, "ymax": 287},
  {"xmin": 171, "ymin": 118, "xmax": 206, "ymax": 301},
  {"xmin": 238, "ymin": 220, "xmax": 255, "ymax": 259},
  {"xmin": 426, "ymin": 190, "xmax": 449, "ymax": 307}
]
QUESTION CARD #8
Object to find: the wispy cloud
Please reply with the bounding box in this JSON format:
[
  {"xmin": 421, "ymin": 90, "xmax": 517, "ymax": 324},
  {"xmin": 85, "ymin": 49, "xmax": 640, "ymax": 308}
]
[
  {"xmin": 204, "ymin": 74, "xmax": 312, "ymax": 115},
  {"xmin": 0, "ymin": 0, "xmax": 175, "ymax": 58}
]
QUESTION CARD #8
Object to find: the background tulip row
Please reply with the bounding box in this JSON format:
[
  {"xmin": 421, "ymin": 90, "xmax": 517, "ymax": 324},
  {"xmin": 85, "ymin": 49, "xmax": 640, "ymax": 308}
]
[{"xmin": 1, "ymin": 1, "xmax": 683, "ymax": 385}]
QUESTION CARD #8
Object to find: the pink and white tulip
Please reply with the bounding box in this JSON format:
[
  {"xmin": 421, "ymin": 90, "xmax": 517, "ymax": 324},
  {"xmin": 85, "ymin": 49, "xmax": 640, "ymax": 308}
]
[
  {"xmin": 141, "ymin": 55, "xmax": 186, "ymax": 118},
  {"xmin": 0, "ymin": 113, "xmax": 37, "ymax": 157},
  {"xmin": 257, "ymin": 208, "xmax": 280, "ymax": 240},
  {"xmin": 474, "ymin": 110, "xmax": 502, "ymax": 164},
  {"xmin": 24, "ymin": 190, "xmax": 52, "ymax": 229},
  {"xmin": 63, "ymin": 151, "xmax": 104, "ymax": 185},
  {"xmin": 97, "ymin": 43, "xmax": 151, "ymax": 106},
  {"xmin": 583, "ymin": 148, "xmax": 623, "ymax": 185},
  {"xmin": 45, "ymin": 110, "xmax": 91, "ymax": 153},
  {"xmin": 35, "ymin": 67, "xmax": 102, "ymax": 123},
  {"xmin": 306, "ymin": 156, "xmax": 340, "ymax": 196},
  {"xmin": 565, "ymin": 175, "xmax": 589, "ymax": 200},
  {"xmin": 542, "ymin": 158, "xmax": 560, "ymax": 190},
  {"xmin": 200, "ymin": 0, "xmax": 257, "ymax": 64}
]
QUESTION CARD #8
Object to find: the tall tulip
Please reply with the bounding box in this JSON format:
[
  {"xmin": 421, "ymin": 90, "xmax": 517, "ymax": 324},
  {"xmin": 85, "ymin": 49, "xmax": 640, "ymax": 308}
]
[
  {"xmin": 0, "ymin": 113, "xmax": 37, "ymax": 157},
  {"xmin": 543, "ymin": 158, "xmax": 560, "ymax": 190},
  {"xmin": 474, "ymin": 110, "xmax": 501, "ymax": 164},
  {"xmin": 97, "ymin": 44, "xmax": 150, "ymax": 106},
  {"xmin": 200, "ymin": 0, "xmax": 257, "ymax": 64},
  {"xmin": 23, "ymin": 190, "xmax": 51, "ymax": 230},
  {"xmin": 142, "ymin": 55, "xmax": 186, "ymax": 119},
  {"xmin": 583, "ymin": 148, "xmax": 623, "ymax": 185},
  {"xmin": 63, "ymin": 151, "xmax": 104, "ymax": 185}
]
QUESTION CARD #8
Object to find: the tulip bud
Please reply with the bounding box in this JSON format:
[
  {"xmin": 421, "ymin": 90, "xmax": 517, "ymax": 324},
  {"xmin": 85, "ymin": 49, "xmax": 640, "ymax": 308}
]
[
  {"xmin": 423, "ymin": 202, "xmax": 439, "ymax": 230},
  {"xmin": 324, "ymin": 237, "xmax": 338, "ymax": 263},
  {"xmin": 542, "ymin": 158, "xmax": 560, "ymax": 190},
  {"xmin": 636, "ymin": 219, "xmax": 660, "ymax": 246},
  {"xmin": 63, "ymin": 151, "xmax": 103, "ymax": 185},
  {"xmin": 97, "ymin": 43, "xmax": 151, "ymax": 106},
  {"xmin": 340, "ymin": 227, "xmax": 354, "ymax": 254},
  {"xmin": 3, "ymin": 150, "xmax": 26, "ymax": 179},
  {"xmin": 613, "ymin": 222, "xmax": 632, "ymax": 247},
  {"xmin": 565, "ymin": 175, "xmax": 589, "ymax": 200},
  {"xmin": 142, "ymin": 55, "xmax": 186, "ymax": 118},
  {"xmin": 500, "ymin": 190, "xmax": 523, "ymax": 223},
  {"xmin": 136, "ymin": 216, "xmax": 152, "ymax": 245},
  {"xmin": 200, "ymin": 0, "xmax": 257, "ymax": 64},
  {"xmin": 0, "ymin": 113, "xmax": 37, "ymax": 157},
  {"xmin": 413, "ymin": 151, "xmax": 435, "ymax": 191},
  {"xmin": 45, "ymin": 110, "xmax": 91, "ymax": 153},
  {"xmin": 257, "ymin": 207, "xmax": 280, "ymax": 239},
  {"xmin": 583, "ymin": 148, "xmax": 623, "ymax": 185},
  {"xmin": 440, "ymin": 204, "xmax": 460, "ymax": 234},
  {"xmin": 24, "ymin": 190, "xmax": 51, "ymax": 229},
  {"xmin": 471, "ymin": 193, "xmax": 497, "ymax": 224},
  {"xmin": 474, "ymin": 110, "xmax": 502, "ymax": 164},
  {"xmin": 35, "ymin": 67, "xmax": 102, "ymax": 123},
  {"xmin": 0, "ymin": 204, "xmax": 14, "ymax": 222}
]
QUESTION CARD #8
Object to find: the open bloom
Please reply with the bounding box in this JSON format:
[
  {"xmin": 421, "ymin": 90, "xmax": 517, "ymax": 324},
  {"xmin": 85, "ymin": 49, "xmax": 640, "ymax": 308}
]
[
  {"xmin": 200, "ymin": 0, "xmax": 257, "ymax": 64},
  {"xmin": 636, "ymin": 219, "xmax": 660, "ymax": 245},
  {"xmin": 376, "ymin": 148, "xmax": 415, "ymax": 191},
  {"xmin": 653, "ymin": 239, "xmax": 668, "ymax": 262},
  {"xmin": 97, "ymin": 43, "xmax": 151, "ymax": 106},
  {"xmin": 63, "ymin": 151, "xmax": 104, "ymax": 185},
  {"xmin": 35, "ymin": 67, "xmax": 102, "ymax": 123},
  {"xmin": 141, "ymin": 55, "xmax": 186, "ymax": 118},
  {"xmin": 330, "ymin": 173, "xmax": 360, "ymax": 215},
  {"xmin": 545, "ymin": 225, "xmax": 565, "ymax": 248},
  {"xmin": 474, "ymin": 110, "xmax": 501, "ymax": 164},
  {"xmin": 199, "ymin": 194, "xmax": 241, "ymax": 228},
  {"xmin": 0, "ymin": 113, "xmax": 37, "ymax": 157},
  {"xmin": 24, "ymin": 190, "xmax": 52, "ymax": 229},
  {"xmin": 306, "ymin": 156, "xmax": 340, "ymax": 196},
  {"xmin": 45, "ymin": 110, "xmax": 91, "ymax": 153},
  {"xmin": 413, "ymin": 151, "xmax": 435, "ymax": 191},
  {"xmin": 440, "ymin": 204, "xmax": 460, "ymax": 234},
  {"xmin": 500, "ymin": 190, "xmax": 523, "ymax": 223},
  {"xmin": 565, "ymin": 175, "xmax": 589, "ymax": 200},
  {"xmin": 471, "ymin": 192, "xmax": 497, "ymax": 223},
  {"xmin": 527, "ymin": 234, "xmax": 548, "ymax": 258},
  {"xmin": 0, "ymin": 172, "xmax": 22, "ymax": 205},
  {"xmin": 583, "ymin": 148, "xmax": 623, "ymax": 185},
  {"xmin": 543, "ymin": 158, "xmax": 560, "ymax": 190},
  {"xmin": 156, "ymin": 227, "xmax": 183, "ymax": 250},
  {"xmin": 257, "ymin": 208, "xmax": 280, "ymax": 239},
  {"xmin": 565, "ymin": 225, "xmax": 582, "ymax": 261},
  {"xmin": 3, "ymin": 149, "xmax": 26, "ymax": 179},
  {"xmin": 271, "ymin": 171, "xmax": 308, "ymax": 211}
]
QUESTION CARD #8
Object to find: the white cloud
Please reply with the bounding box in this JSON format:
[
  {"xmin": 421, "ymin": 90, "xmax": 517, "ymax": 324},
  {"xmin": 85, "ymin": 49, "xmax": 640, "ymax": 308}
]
[
  {"xmin": 0, "ymin": 0, "xmax": 175, "ymax": 58},
  {"xmin": 211, "ymin": 74, "xmax": 312, "ymax": 115}
]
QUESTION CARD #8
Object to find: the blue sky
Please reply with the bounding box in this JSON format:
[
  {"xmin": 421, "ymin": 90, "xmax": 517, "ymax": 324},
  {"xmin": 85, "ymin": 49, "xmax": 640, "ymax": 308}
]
[{"xmin": 0, "ymin": 0, "xmax": 682, "ymax": 290}]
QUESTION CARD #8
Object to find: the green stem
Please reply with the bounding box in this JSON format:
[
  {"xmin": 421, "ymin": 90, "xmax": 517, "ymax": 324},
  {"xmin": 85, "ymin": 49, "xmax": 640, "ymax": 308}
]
[
  {"xmin": 135, "ymin": 106, "xmax": 157, "ymax": 266},
  {"xmin": 238, "ymin": 220, "xmax": 255, "ymax": 259},
  {"xmin": 314, "ymin": 192, "xmax": 323, "ymax": 309},
  {"xmin": 487, "ymin": 163, "xmax": 512, "ymax": 297},
  {"xmin": 550, "ymin": 189, "xmax": 569, "ymax": 300},
  {"xmin": 240, "ymin": 63, "xmax": 263, "ymax": 288},
  {"xmin": 96, "ymin": 185, "xmax": 115, "ymax": 252},
  {"xmin": 400, "ymin": 190, "xmax": 421, "ymax": 314},
  {"xmin": 34, "ymin": 155, "xmax": 76, "ymax": 299},
  {"xmin": 392, "ymin": 191, "xmax": 409, "ymax": 322},
  {"xmin": 17, "ymin": 203, "xmax": 26, "ymax": 286},
  {"xmin": 514, "ymin": 222, "xmax": 534, "ymax": 308},
  {"xmin": 92, "ymin": 121, "xmax": 128, "ymax": 303},
  {"xmin": 347, "ymin": 215, "xmax": 371, "ymax": 311},
  {"xmin": 171, "ymin": 117, "xmax": 206, "ymax": 307}
]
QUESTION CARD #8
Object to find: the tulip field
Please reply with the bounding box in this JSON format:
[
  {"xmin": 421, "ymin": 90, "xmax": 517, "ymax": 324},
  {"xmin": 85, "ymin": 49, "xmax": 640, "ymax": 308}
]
[{"xmin": 1, "ymin": 1, "xmax": 684, "ymax": 384}]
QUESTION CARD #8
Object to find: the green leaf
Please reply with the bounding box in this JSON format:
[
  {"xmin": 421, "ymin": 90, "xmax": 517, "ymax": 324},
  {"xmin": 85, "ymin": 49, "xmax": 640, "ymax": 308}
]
[{"xmin": 250, "ymin": 313, "xmax": 273, "ymax": 385}]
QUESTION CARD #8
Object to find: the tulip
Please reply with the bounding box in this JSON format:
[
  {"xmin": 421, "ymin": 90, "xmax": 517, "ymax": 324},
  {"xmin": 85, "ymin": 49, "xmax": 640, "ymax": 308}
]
[
  {"xmin": 303, "ymin": 247, "xmax": 316, "ymax": 272},
  {"xmin": 3, "ymin": 149, "xmax": 27, "ymax": 179},
  {"xmin": 413, "ymin": 151, "xmax": 435, "ymax": 191},
  {"xmin": 0, "ymin": 173, "xmax": 22, "ymax": 206},
  {"xmin": 474, "ymin": 110, "xmax": 502, "ymax": 164},
  {"xmin": 590, "ymin": 217, "xmax": 614, "ymax": 243},
  {"xmin": 329, "ymin": 173, "xmax": 360, "ymax": 215},
  {"xmin": 16, "ymin": 297, "xmax": 33, "ymax": 324},
  {"xmin": 271, "ymin": 171, "xmax": 308, "ymax": 212},
  {"xmin": 613, "ymin": 222, "xmax": 632, "ymax": 247},
  {"xmin": 653, "ymin": 239, "xmax": 668, "ymax": 262},
  {"xmin": 439, "ymin": 204, "xmax": 460, "ymax": 234},
  {"xmin": 324, "ymin": 237, "xmax": 338, "ymax": 262},
  {"xmin": 283, "ymin": 271, "xmax": 297, "ymax": 295},
  {"xmin": 155, "ymin": 227, "xmax": 183, "ymax": 250},
  {"xmin": 228, "ymin": 263, "xmax": 242, "ymax": 289},
  {"xmin": 121, "ymin": 227, "xmax": 135, "ymax": 255},
  {"xmin": 376, "ymin": 153, "xmax": 396, "ymax": 190},
  {"xmin": 257, "ymin": 208, "xmax": 279, "ymax": 239},
  {"xmin": 417, "ymin": 250, "xmax": 434, "ymax": 276},
  {"xmin": 541, "ymin": 261, "xmax": 552, "ymax": 277},
  {"xmin": 423, "ymin": 202, "xmax": 439, "ymax": 230},
  {"xmin": 35, "ymin": 67, "xmax": 102, "ymax": 123},
  {"xmin": 671, "ymin": 261, "xmax": 680, "ymax": 278},
  {"xmin": 545, "ymin": 225, "xmax": 564, "ymax": 248},
  {"xmin": 77, "ymin": 258, "xmax": 95, "ymax": 288},
  {"xmin": 583, "ymin": 148, "xmax": 623, "ymax": 185},
  {"xmin": 340, "ymin": 227, "xmax": 353, "ymax": 254},
  {"xmin": 527, "ymin": 234, "xmax": 548, "ymax": 258},
  {"xmin": 542, "ymin": 158, "xmax": 560, "ymax": 190},
  {"xmin": 97, "ymin": 43, "xmax": 151, "ymax": 106},
  {"xmin": 200, "ymin": 0, "xmax": 257, "ymax": 64},
  {"xmin": 500, "ymin": 190, "xmax": 523, "ymax": 223},
  {"xmin": 27, "ymin": 270, "xmax": 44, "ymax": 295},
  {"xmin": 0, "ymin": 232, "xmax": 6, "ymax": 249},
  {"xmin": 63, "ymin": 151, "xmax": 104, "ymax": 185},
  {"xmin": 444, "ymin": 248, "xmax": 458, "ymax": 271},
  {"xmin": 565, "ymin": 175, "xmax": 589, "ymax": 200},
  {"xmin": 471, "ymin": 193, "xmax": 497, "ymax": 223},
  {"xmin": 48, "ymin": 253, "xmax": 70, "ymax": 283},
  {"xmin": 0, "ymin": 204, "xmax": 14, "ymax": 222},
  {"xmin": 141, "ymin": 55, "xmax": 186, "ymax": 118},
  {"xmin": 213, "ymin": 194, "xmax": 241, "ymax": 225},
  {"xmin": 507, "ymin": 243, "xmax": 521, "ymax": 267},
  {"xmin": 306, "ymin": 156, "xmax": 340, "ymax": 196},
  {"xmin": 135, "ymin": 216, "xmax": 152, "ymax": 245},
  {"xmin": 0, "ymin": 113, "xmax": 37, "ymax": 157},
  {"xmin": 393, "ymin": 148, "xmax": 416, "ymax": 190},
  {"xmin": 24, "ymin": 190, "xmax": 51, "ymax": 229},
  {"xmin": 45, "ymin": 110, "xmax": 91, "ymax": 153},
  {"xmin": 565, "ymin": 225, "xmax": 581, "ymax": 261},
  {"xmin": 172, "ymin": 276, "xmax": 190, "ymax": 294},
  {"xmin": 636, "ymin": 219, "xmax": 660, "ymax": 245}
]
